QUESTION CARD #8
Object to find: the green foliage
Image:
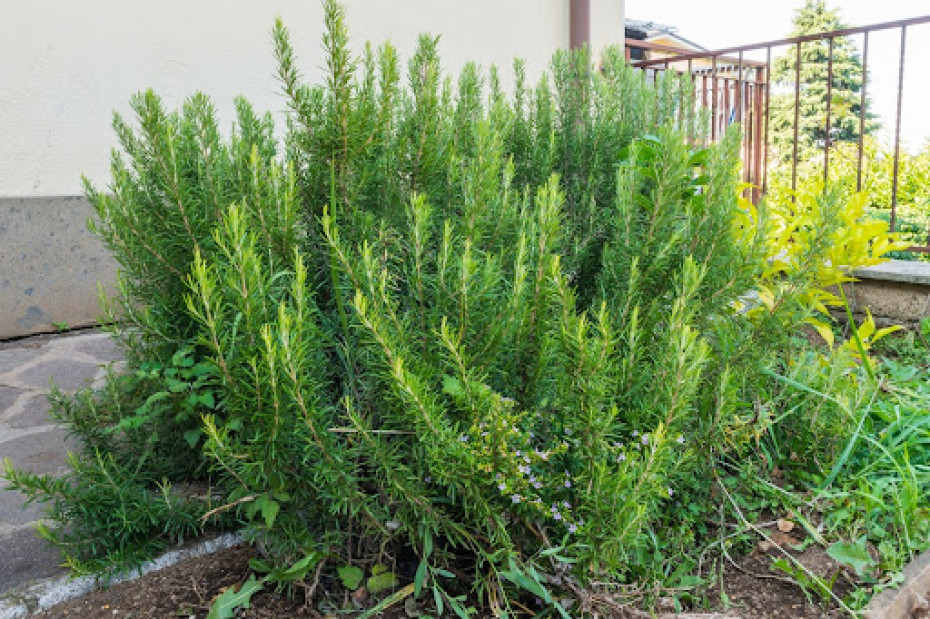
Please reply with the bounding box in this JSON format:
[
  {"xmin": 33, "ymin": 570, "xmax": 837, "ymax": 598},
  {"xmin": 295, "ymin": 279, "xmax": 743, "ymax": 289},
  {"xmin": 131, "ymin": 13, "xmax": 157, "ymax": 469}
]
[
  {"xmin": 708, "ymin": 181, "xmax": 906, "ymax": 480},
  {"xmin": 827, "ymin": 538, "xmax": 876, "ymax": 579},
  {"xmin": 819, "ymin": 344, "xmax": 930, "ymax": 573},
  {"xmin": 2, "ymin": 452, "xmax": 204, "ymax": 578},
  {"xmin": 0, "ymin": 358, "xmax": 224, "ymax": 577},
  {"xmin": 118, "ymin": 346, "xmax": 218, "ymax": 451},
  {"xmin": 771, "ymin": 558, "xmax": 838, "ymax": 603},
  {"xmin": 7, "ymin": 1, "xmax": 926, "ymax": 615},
  {"xmin": 338, "ymin": 565, "xmax": 365, "ymax": 590},
  {"xmin": 723, "ymin": 312, "xmax": 930, "ymax": 610},
  {"xmin": 2, "ymin": 87, "xmax": 285, "ymax": 577},
  {"xmin": 208, "ymin": 552, "xmax": 330, "ymax": 618},
  {"xmin": 824, "ymin": 138, "xmax": 930, "ymax": 213},
  {"xmin": 777, "ymin": 137, "xmax": 930, "ymax": 259},
  {"xmin": 190, "ymin": 12, "xmax": 803, "ymax": 606},
  {"xmin": 85, "ymin": 91, "xmax": 292, "ymax": 364},
  {"xmin": 207, "ymin": 575, "xmax": 263, "ymax": 619},
  {"xmin": 743, "ymin": 182, "xmax": 907, "ymax": 342}
]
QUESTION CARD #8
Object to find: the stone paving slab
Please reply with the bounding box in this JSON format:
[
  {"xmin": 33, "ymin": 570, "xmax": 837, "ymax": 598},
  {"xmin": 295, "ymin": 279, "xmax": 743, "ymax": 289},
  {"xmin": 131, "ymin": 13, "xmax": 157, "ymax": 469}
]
[
  {"xmin": 0, "ymin": 388, "xmax": 24, "ymax": 413},
  {"xmin": 0, "ymin": 528, "xmax": 64, "ymax": 594},
  {"xmin": 0, "ymin": 487, "xmax": 46, "ymax": 529},
  {"xmin": 0, "ymin": 350, "xmax": 42, "ymax": 376},
  {"xmin": 0, "ymin": 429, "xmax": 74, "ymax": 476},
  {"xmin": 0, "ymin": 330, "xmax": 123, "ymax": 598},
  {"xmin": 6, "ymin": 395, "xmax": 54, "ymax": 429},
  {"xmin": 13, "ymin": 360, "xmax": 101, "ymax": 392},
  {"xmin": 66, "ymin": 334, "xmax": 122, "ymax": 363}
]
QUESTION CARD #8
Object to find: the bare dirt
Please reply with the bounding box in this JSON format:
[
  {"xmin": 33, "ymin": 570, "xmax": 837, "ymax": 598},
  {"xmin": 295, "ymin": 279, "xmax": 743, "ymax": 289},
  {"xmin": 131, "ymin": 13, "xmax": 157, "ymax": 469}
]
[
  {"xmin": 711, "ymin": 543, "xmax": 849, "ymax": 618},
  {"xmin": 30, "ymin": 541, "xmax": 427, "ymax": 619},
  {"xmin": 30, "ymin": 538, "xmax": 861, "ymax": 619}
]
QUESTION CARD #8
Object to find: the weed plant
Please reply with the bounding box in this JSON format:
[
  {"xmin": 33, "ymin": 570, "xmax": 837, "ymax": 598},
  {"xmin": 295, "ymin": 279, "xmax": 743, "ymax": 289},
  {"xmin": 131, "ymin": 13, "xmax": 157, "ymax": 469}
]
[{"xmin": 3, "ymin": 1, "xmax": 922, "ymax": 614}]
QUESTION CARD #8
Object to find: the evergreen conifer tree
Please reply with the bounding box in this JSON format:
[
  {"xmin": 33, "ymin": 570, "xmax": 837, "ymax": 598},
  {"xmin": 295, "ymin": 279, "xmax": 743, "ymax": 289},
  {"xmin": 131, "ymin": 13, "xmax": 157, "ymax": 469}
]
[{"xmin": 769, "ymin": 0, "xmax": 877, "ymax": 165}]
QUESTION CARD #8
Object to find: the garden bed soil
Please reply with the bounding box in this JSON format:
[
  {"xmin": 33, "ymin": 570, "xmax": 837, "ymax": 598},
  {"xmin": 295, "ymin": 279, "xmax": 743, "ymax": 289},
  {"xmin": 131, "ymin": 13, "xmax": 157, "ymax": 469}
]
[
  {"xmin": 32, "ymin": 542, "xmax": 857, "ymax": 618},
  {"xmin": 31, "ymin": 545, "xmax": 324, "ymax": 619},
  {"xmin": 709, "ymin": 544, "xmax": 847, "ymax": 618}
]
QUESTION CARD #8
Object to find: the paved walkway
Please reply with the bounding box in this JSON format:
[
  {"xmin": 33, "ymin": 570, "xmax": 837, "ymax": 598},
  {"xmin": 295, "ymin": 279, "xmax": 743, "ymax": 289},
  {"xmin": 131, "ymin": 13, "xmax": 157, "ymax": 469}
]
[{"xmin": 0, "ymin": 330, "xmax": 123, "ymax": 597}]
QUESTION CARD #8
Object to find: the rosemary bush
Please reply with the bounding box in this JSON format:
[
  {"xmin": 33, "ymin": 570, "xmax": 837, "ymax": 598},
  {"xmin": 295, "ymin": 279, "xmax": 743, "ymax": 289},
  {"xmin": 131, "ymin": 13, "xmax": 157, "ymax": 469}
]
[{"xmin": 4, "ymin": 1, "xmax": 910, "ymax": 613}]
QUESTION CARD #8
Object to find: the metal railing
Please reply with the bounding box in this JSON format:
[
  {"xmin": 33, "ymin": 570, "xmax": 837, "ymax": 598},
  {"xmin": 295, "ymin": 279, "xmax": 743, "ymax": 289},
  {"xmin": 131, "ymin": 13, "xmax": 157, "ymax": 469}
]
[{"xmin": 625, "ymin": 15, "xmax": 930, "ymax": 252}]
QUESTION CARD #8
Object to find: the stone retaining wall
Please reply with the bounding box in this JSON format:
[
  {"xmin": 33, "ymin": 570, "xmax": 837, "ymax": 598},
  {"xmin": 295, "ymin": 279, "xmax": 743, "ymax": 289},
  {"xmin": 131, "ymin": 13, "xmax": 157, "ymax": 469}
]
[{"xmin": 846, "ymin": 260, "xmax": 930, "ymax": 328}]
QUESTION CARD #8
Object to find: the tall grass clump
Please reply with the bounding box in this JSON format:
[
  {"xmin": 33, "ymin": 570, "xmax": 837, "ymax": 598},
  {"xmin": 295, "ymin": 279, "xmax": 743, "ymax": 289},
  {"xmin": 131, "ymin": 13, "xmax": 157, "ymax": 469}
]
[{"xmin": 4, "ymin": 0, "xmax": 914, "ymax": 613}]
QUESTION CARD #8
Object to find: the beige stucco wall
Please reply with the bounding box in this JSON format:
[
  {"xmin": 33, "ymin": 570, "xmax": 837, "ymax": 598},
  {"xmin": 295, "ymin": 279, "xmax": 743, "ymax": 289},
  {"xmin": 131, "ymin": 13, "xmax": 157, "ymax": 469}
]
[
  {"xmin": 590, "ymin": 0, "xmax": 626, "ymax": 62},
  {"xmin": 1, "ymin": 0, "xmax": 624, "ymax": 197}
]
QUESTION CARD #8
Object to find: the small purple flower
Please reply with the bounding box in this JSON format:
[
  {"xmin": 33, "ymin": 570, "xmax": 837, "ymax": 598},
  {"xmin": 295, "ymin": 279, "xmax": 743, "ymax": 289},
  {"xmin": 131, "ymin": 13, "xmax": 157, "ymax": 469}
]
[
  {"xmin": 553, "ymin": 511, "xmax": 563, "ymax": 521},
  {"xmin": 498, "ymin": 482, "xmax": 506, "ymax": 492},
  {"xmin": 617, "ymin": 452, "xmax": 626, "ymax": 463},
  {"xmin": 676, "ymin": 435, "xmax": 685, "ymax": 445},
  {"xmin": 533, "ymin": 480, "xmax": 543, "ymax": 489},
  {"xmin": 562, "ymin": 501, "xmax": 570, "ymax": 509},
  {"xmin": 568, "ymin": 523, "xmax": 578, "ymax": 534},
  {"xmin": 565, "ymin": 428, "xmax": 572, "ymax": 436},
  {"xmin": 564, "ymin": 479, "xmax": 572, "ymax": 489},
  {"xmin": 641, "ymin": 433, "xmax": 650, "ymax": 445},
  {"xmin": 667, "ymin": 487, "xmax": 674, "ymax": 497},
  {"xmin": 511, "ymin": 494, "xmax": 522, "ymax": 504},
  {"xmin": 458, "ymin": 435, "xmax": 469, "ymax": 443},
  {"xmin": 425, "ymin": 476, "xmax": 432, "ymax": 483},
  {"xmin": 518, "ymin": 465, "xmax": 530, "ymax": 475},
  {"xmin": 632, "ymin": 430, "xmax": 640, "ymax": 438}
]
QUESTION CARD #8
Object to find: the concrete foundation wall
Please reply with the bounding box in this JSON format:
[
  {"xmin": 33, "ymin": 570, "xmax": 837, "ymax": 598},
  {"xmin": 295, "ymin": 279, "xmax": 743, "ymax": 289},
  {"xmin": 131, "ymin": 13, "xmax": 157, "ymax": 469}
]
[{"xmin": 0, "ymin": 197, "xmax": 117, "ymax": 339}]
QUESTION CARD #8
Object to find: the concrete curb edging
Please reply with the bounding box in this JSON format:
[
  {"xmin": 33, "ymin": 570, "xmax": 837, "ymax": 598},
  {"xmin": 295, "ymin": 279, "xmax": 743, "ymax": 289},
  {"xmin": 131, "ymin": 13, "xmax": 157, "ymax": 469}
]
[
  {"xmin": 862, "ymin": 548, "xmax": 930, "ymax": 619},
  {"xmin": 0, "ymin": 532, "xmax": 243, "ymax": 619}
]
